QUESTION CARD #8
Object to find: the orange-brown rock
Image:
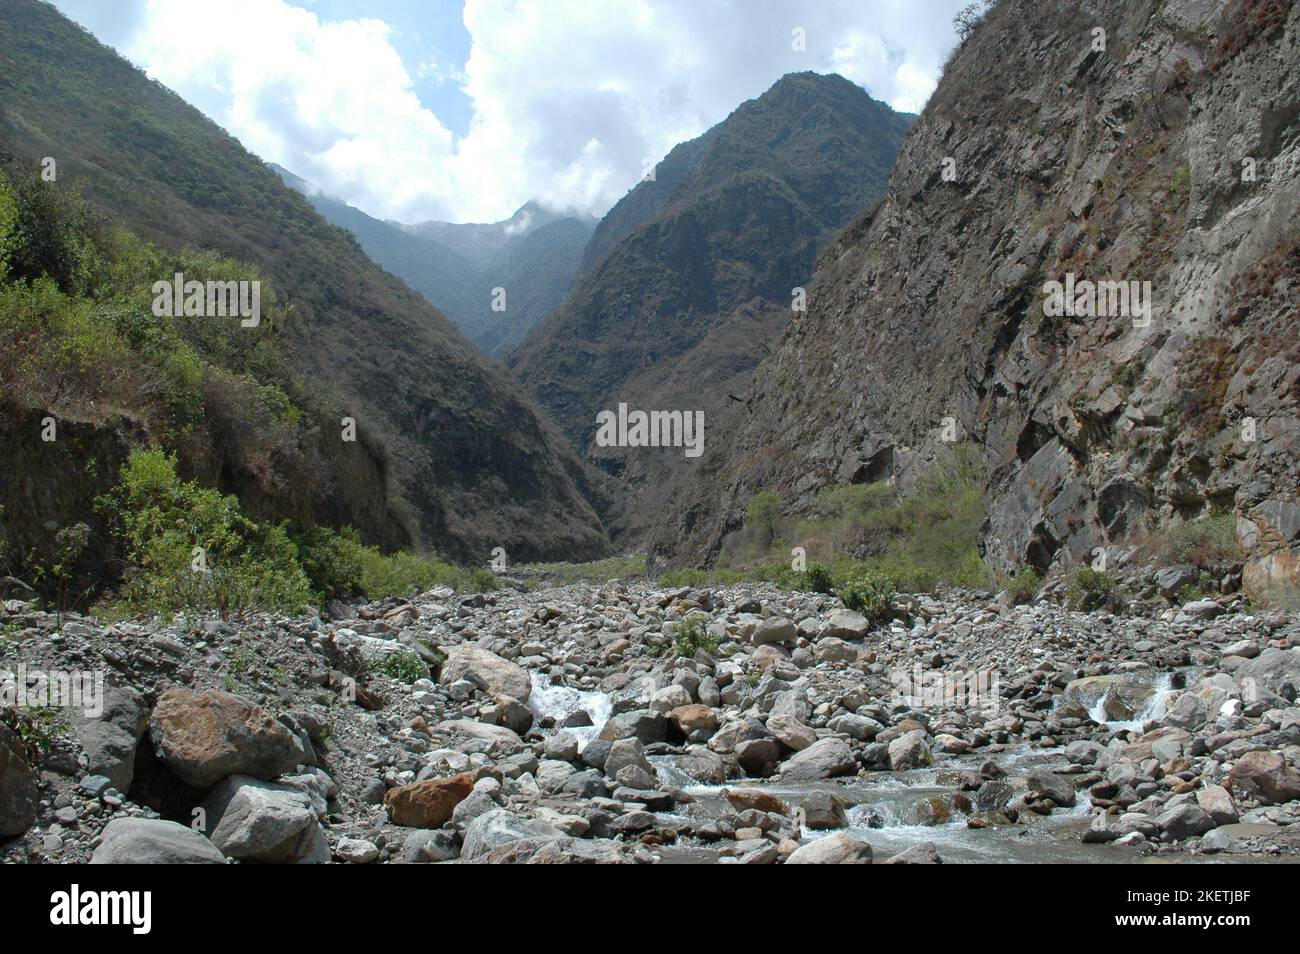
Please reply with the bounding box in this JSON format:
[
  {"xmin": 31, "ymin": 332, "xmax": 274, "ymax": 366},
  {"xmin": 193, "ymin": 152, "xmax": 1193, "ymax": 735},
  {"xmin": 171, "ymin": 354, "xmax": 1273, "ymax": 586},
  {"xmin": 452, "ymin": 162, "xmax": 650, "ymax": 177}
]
[{"xmin": 384, "ymin": 773, "xmax": 475, "ymax": 828}]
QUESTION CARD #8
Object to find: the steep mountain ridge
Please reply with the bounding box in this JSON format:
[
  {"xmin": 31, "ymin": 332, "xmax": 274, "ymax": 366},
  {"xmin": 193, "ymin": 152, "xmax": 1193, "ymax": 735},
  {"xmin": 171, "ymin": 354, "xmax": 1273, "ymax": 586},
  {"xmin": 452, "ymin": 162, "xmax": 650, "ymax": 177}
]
[
  {"xmin": 652, "ymin": 0, "xmax": 1300, "ymax": 607},
  {"xmin": 510, "ymin": 72, "xmax": 914, "ymax": 541},
  {"xmin": 0, "ymin": 0, "xmax": 606, "ymax": 563},
  {"xmin": 272, "ymin": 174, "xmax": 594, "ymax": 357}
]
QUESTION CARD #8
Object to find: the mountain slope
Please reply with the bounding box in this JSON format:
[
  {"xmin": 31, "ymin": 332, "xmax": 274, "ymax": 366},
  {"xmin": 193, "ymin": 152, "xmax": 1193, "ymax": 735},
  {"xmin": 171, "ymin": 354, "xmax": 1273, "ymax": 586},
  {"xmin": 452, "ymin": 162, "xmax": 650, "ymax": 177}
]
[
  {"xmin": 651, "ymin": 0, "xmax": 1300, "ymax": 606},
  {"xmin": 0, "ymin": 0, "xmax": 606, "ymax": 563},
  {"xmin": 509, "ymin": 72, "xmax": 914, "ymax": 540},
  {"xmin": 275, "ymin": 172, "xmax": 595, "ymax": 358}
]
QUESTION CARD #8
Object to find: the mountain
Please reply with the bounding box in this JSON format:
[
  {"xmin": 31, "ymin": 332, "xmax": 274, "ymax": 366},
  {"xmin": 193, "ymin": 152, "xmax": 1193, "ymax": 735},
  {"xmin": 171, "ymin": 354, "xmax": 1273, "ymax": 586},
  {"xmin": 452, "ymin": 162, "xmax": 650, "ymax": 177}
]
[
  {"xmin": 272, "ymin": 171, "xmax": 595, "ymax": 358},
  {"xmin": 0, "ymin": 0, "xmax": 606, "ymax": 563},
  {"xmin": 650, "ymin": 0, "xmax": 1300, "ymax": 607},
  {"xmin": 508, "ymin": 72, "xmax": 914, "ymax": 541}
]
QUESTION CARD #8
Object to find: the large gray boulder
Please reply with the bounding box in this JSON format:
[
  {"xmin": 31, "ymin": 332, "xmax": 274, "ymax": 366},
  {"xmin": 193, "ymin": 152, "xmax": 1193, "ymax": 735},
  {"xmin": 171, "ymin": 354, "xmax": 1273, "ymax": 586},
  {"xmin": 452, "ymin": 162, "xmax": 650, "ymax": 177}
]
[
  {"xmin": 74, "ymin": 680, "xmax": 149, "ymax": 792},
  {"xmin": 460, "ymin": 810, "xmax": 562, "ymax": 861},
  {"xmin": 887, "ymin": 729, "xmax": 934, "ymax": 770},
  {"xmin": 785, "ymin": 832, "xmax": 873, "ymax": 864},
  {"xmin": 203, "ymin": 775, "xmax": 330, "ymax": 863},
  {"xmin": 90, "ymin": 818, "xmax": 226, "ymax": 864},
  {"xmin": 0, "ymin": 724, "xmax": 38, "ymax": 838},
  {"xmin": 439, "ymin": 645, "xmax": 532, "ymax": 702},
  {"xmin": 781, "ymin": 738, "xmax": 856, "ymax": 780}
]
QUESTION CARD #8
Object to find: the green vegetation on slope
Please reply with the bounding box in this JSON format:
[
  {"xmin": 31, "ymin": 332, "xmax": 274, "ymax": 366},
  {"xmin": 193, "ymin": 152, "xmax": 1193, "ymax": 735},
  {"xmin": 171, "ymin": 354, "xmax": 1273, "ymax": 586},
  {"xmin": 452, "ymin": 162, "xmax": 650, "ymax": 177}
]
[
  {"xmin": 0, "ymin": 170, "xmax": 495, "ymax": 614},
  {"xmin": 662, "ymin": 445, "xmax": 992, "ymax": 595},
  {"xmin": 0, "ymin": 0, "xmax": 606, "ymax": 562}
]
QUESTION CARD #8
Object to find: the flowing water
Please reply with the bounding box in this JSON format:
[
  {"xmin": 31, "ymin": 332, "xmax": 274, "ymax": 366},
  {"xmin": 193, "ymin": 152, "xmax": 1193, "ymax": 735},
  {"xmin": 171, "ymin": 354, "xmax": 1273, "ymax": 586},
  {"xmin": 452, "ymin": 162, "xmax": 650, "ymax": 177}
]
[{"xmin": 526, "ymin": 671, "xmax": 1257, "ymax": 864}]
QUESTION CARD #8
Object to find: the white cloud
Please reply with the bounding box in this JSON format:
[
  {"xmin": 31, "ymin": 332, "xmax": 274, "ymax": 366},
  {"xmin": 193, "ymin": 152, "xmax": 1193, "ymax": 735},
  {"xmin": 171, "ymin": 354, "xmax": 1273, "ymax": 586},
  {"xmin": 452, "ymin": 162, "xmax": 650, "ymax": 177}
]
[{"xmin": 52, "ymin": 0, "xmax": 968, "ymax": 223}]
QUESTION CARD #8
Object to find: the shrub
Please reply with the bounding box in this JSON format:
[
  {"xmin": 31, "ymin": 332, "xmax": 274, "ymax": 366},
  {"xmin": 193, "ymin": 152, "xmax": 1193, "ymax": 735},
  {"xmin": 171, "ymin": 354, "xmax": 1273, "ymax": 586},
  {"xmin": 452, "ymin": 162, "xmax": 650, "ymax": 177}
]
[
  {"xmin": 659, "ymin": 567, "xmax": 708, "ymax": 588},
  {"xmin": 745, "ymin": 491, "xmax": 784, "ymax": 549},
  {"xmin": 291, "ymin": 525, "xmax": 365, "ymax": 598},
  {"xmin": 671, "ymin": 612, "xmax": 719, "ymax": 658},
  {"xmin": 802, "ymin": 561, "xmax": 835, "ymax": 594},
  {"xmin": 838, "ymin": 569, "xmax": 895, "ymax": 621},
  {"xmin": 1004, "ymin": 567, "xmax": 1042, "ymax": 604},
  {"xmin": 104, "ymin": 448, "xmax": 312, "ymax": 617},
  {"xmin": 1158, "ymin": 511, "xmax": 1243, "ymax": 567},
  {"xmin": 1066, "ymin": 566, "xmax": 1118, "ymax": 611},
  {"xmin": 372, "ymin": 650, "xmax": 427, "ymax": 684},
  {"xmin": 356, "ymin": 547, "xmax": 460, "ymax": 600}
]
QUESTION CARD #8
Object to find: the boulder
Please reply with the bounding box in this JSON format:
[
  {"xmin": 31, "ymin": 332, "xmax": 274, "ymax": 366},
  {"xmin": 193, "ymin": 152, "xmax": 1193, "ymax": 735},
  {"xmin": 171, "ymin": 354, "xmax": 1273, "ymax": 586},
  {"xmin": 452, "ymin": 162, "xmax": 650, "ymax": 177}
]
[
  {"xmin": 885, "ymin": 842, "xmax": 943, "ymax": 864},
  {"xmin": 1228, "ymin": 751, "xmax": 1300, "ymax": 805},
  {"xmin": 1155, "ymin": 803, "xmax": 1215, "ymax": 841},
  {"xmin": 752, "ymin": 617, "xmax": 797, "ymax": 646},
  {"xmin": 823, "ymin": 609, "xmax": 872, "ymax": 640},
  {"xmin": 797, "ymin": 791, "xmax": 848, "ymax": 829},
  {"xmin": 736, "ymin": 738, "xmax": 783, "ymax": 776},
  {"xmin": 767, "ymin": 713, "xmax": 817, "ymax": 750},
  {"xmin": 90, "ymin": 818, "xmax": 226, "ymax": 864},
  {"xmin": 782, "ymin": 738, "xmax": 856, "ymax": 780},
  {"xmin": 1027, "ymin": 769, "xmax": 1076, "ymax": 808},
  {"xmin": 603, "ymin": 738, "xmax": 656, "ymax": 782},
  {"xmin": 72, "ymin": 680, "xmax": 148, "ymax": 793},
  {"xmin": 814, "ymin": 637, "xmax": 859, "ymax": 664},
  {"xmin": 785, "ymin": 832, "xmax": 873, "ymax": 864},
  {"xmin": 1195, "ymin": 784, "xmax": 1239, "ymax": 826},
  {"xmin": 398, "ymin": 828, "xmax": 460, "ymax": 863},
  {"xmin": 460, "ymin": 810, "xmax": 561, "ymax": 861},
  {"xmin": 439, "ymin": 645, "xmax": 532, "ymax": 702},
  {"xmin": 0, "ymin": 724, "xmax": 37, "ymax": 838},
  {"xmin": 887, "ymin": 730, "xmax": 933, "ymax": 770},
  {"xmin": 597, "ymin": 709, "xmax": 667, "ymax": 745},
  {"xmin": 149, "ymin": 688, "xmax": 305, "ymax": 790},
  {"xmin": 1153, "ymin": 564, "xmax": 1199, "ymax": 597},
  {"xmin": 336, "ymin": 837, "xmax": 379, "ymax": 864},
  {"xmin": 828, "ymin": 713, "xmax": 883, "ymax": 741},
  {"xmin": 543, "ymin": 731, "xmax": 580, "ymax": 762},
  {"xmin": 1063, "ymin": 674, "xmax": 1156, "ymax": 721},
  {"xmin": 669, "ymin": 704, "xmax": 718, "ymax": 735},
  {"xmin": 725, "ymin": 788, "xmax": 789, "ymax": 815},
  {"xmin": 203, "ymin": 775, "xmax": 330, "ymax": 863},
  {"xmin": 384, "ymin": 773, "xmax": 475, "ymax": 828}
]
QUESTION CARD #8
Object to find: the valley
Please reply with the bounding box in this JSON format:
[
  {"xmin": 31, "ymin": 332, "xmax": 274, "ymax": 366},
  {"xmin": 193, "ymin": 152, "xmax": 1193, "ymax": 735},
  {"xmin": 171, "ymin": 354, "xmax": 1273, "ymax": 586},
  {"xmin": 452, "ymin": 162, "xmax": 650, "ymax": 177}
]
[{"xmin": 0, "ymin": 0, "xmax": 1297, "ymax": 872}]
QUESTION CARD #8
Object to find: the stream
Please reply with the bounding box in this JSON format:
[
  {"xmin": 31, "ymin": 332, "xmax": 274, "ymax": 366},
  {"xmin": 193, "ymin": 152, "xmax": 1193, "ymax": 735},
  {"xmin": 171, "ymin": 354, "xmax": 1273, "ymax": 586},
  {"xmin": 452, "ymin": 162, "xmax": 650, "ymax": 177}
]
[{"xmin": 526, "ymin": 670, "xmax": 1259, "ymax": 864}]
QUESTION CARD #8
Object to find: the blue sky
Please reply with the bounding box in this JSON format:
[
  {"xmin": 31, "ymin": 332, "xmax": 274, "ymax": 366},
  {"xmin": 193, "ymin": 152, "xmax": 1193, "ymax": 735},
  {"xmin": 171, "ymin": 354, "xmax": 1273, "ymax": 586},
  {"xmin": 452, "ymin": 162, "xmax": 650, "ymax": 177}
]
[{"xmin": 52, "ymin": 0, "xmax": 969, "ymax": 224}]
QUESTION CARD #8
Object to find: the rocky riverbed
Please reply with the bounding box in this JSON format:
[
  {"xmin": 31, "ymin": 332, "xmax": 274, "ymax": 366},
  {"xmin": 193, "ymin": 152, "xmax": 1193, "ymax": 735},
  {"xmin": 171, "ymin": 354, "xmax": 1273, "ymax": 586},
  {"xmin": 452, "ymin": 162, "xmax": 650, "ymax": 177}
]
[{"xmin": 2, "ymin": 577, "xmax": 1298, "ymax": 864}]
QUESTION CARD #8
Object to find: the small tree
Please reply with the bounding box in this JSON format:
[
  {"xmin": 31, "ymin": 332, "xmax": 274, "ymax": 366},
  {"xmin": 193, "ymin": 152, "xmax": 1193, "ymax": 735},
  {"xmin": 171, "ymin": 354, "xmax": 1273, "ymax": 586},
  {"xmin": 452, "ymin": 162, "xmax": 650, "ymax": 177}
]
[{"xmin": 746, "ymin": 491, "xmax": 784, "ymax": 549}]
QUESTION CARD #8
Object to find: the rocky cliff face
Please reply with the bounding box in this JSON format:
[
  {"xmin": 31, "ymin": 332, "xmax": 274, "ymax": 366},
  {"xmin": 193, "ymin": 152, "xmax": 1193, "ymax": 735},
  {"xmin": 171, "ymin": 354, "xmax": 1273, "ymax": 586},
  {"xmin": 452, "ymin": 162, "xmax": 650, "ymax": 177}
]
[
  {"xmin": 510, "ymin": 72, "xmax": 913, "ymax": 541},
  {"xmin": 653, "ymin": 0, "xmax": 1300, "ymax": 605}
]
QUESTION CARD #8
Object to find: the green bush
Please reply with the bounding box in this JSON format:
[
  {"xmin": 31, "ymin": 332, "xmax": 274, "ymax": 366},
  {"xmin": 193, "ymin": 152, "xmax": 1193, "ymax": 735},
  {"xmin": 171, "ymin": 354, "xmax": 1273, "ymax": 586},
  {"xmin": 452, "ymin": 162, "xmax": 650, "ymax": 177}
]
[
  {"xmin": 1158, "ymin": 511, "xmax": 1243, "ymax": 568},
  {"xmin": 802, "ymin": 561, "xmax": 835, "ymax": 594},
  {"xmin": 745, "ymin": 490, "xmax": 784, "ymax": 548},
  {"xmin": 1066, "ymin": 566, "xmax": 1118, "ymax": 611},
  {"xmin": 356, "ymin": 547, "xmax": 460, "ymax": 600},
  {"xmin": 372, "ymin": 650, "xmax": 428, "ymax": 684},
  {"xmin": 103, "ymin": 448, "xmax": 313, "ymax": 618},
  {"xmin": 1004, "ymin": 567, "xmax": 1042, "ymax": 604},
  {"xmin": 671, "ymin": 612, "xmax": 720, "ymax": 658},
  {"xmin": 838, "ymin": 569, "xmax": 895, "ymax": 621},
  {"xmin": 659, "ymin": 567, "xmax": 708, "ymax": 588},
  {"xmin": 291, "ymin": 525, "xmax": 365, "ymax": 598}
]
